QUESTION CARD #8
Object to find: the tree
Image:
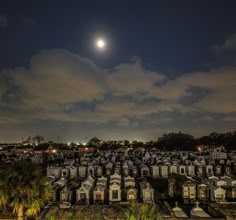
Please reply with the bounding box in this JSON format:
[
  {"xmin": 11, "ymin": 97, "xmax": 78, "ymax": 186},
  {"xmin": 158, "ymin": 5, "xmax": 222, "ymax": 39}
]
[
  {"xmin": 131, "ymin": 140, "xmax": 144, "ymax": 149},
  {"xmin": 34, "ymin": 143, "xmax": 49, "ymax": 151},
  {"xmin": 32, "ymin": 135, "xmax": 45, "ymax": 146},
  {"xmin": 87, "ymin": 137, "xmax": 101, "ymax": 148},
  {"xmin": 48, "ymin": 140, "xmax": 55, "ymax": 145},
  {"xmin": 123, "ymin": 139, "xmax": 130, "ymax": 146},
  {"xmin": 157, "ymin": 132, "xmax": 196, "ymax": 151},
  {"xmin": 0, "ymin": 160, "xmax": 52, "ymax": 220}
]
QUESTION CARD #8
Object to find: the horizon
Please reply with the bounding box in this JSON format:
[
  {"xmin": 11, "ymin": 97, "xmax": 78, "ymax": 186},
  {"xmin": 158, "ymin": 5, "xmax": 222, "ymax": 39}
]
[{"xmin": 1, "ymin": 130, "xmax": 235, "ymax": 144}]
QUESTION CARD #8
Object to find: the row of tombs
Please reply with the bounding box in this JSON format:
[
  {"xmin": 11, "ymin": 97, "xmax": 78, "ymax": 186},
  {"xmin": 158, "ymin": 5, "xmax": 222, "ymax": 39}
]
[
  {"xmin": 47, "ymin": 163, "xmax": 232, "ymax": 180},
  {"xmin": 50, "ymin": 173, "xmax": 154, "ymax": 208}
]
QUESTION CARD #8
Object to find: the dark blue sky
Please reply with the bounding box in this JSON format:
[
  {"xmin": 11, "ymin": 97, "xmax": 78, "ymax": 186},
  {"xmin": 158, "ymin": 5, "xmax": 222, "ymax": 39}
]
[
  {"xmin": 0, "ymin": 1, "xmax": 236, "ymax": 142},
  {"xmin": 1, "ymin": 0, "xmax": 236, "ymax": 72}
]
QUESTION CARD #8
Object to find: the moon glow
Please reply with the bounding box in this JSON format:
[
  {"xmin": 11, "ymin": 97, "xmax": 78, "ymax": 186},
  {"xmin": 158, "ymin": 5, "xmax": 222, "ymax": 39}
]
[{"xmin": 96, "ymin": 39, "xmax": 106, "ymax": 49}]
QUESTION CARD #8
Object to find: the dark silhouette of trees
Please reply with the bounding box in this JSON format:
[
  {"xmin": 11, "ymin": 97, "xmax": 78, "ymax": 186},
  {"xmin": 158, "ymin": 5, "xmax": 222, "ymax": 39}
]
[
  {"xmin": 32, "ymin": 135, "xmax": 44, "ymax": 146},
  {"xmin": 87, "ymin": 137, "xmax": 102, "ymax": 148},
  {"xmin": 157, "ymin": 132, "xmax": 196, "ymax": 151},
  {"xmin": 13, "ymin": 131, "xmax": 236, "ymax": 151},
  {"xmin": 196, "ymin": 131, "xmax": 236, "ymax": 151}
]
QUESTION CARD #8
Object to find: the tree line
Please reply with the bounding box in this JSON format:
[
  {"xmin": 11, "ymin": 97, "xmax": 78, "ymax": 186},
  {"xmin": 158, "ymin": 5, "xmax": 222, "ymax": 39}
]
[
  {"xmin": 3, "ymin": 131, "xmax": 236, "ymax": 151},
  {"xmin": 86, "ymin": 131, "xmax": 236, "ymax": 151}
]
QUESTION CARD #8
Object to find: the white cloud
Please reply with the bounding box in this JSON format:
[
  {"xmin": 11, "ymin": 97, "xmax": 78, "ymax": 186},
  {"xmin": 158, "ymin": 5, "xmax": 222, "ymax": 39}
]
[
  {"xmin": 108, "ymin": 60, "xmax": 165, "ymax": 96},
  {"xmin": 0, "ymin": 49, "xmax": 236, "ymax": 132},
  {"xmin": 4, "ymin": 49, "xmax": 106, "ymax": 111},
  {"xmin": 166, "ymin": 67, "xmax": 236, "ymax": 113}
]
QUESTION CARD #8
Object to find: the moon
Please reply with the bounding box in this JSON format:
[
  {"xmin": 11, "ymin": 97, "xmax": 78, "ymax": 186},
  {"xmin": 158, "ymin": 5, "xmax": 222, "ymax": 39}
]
[{"xmin": 96, "ymin": 38, "xmax": 106, "ymax": 50}]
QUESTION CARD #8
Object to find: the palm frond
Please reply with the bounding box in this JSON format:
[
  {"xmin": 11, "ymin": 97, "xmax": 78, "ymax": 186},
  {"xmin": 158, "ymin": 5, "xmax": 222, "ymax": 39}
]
[
  {"xmin": 1, "ymin": 160, "xmax": 53, "ymax": 219},
  {"xmin": 12, "ymin": 198, "xmax": 24, "ymax": 216},
  {"xmin": 0, "ymin": 189, "xmax": 9, "ymax": 208},
  {"xmin": 25, "ymin": 197, "xmax": 43, "ymax": 217}
]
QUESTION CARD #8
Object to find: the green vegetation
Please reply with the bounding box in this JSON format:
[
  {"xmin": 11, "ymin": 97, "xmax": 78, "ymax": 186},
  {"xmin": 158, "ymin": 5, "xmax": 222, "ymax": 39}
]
[
  {"xmin": 124, "ymin": 201, "xmax": 163, "ymax": 220},
  {"xmin": 43, "ymin": 202, "xmax": 163, "ymax": 220},
  {"xmin": 0, "ymin": 160, "xmax": 52, "ymax": 220}
]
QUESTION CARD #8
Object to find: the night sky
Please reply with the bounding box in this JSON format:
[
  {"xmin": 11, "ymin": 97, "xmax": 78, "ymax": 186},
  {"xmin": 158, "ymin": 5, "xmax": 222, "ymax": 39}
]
[{"xmin": 0, "ymin": 0, "xmax": 236, "ymax": 142}]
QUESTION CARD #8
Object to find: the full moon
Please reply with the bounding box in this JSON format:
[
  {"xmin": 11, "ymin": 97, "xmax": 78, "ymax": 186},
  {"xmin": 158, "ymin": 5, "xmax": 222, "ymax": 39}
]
[{"xmin": 96, "ymin": 39, "xmax": 106, "ymax": 49}]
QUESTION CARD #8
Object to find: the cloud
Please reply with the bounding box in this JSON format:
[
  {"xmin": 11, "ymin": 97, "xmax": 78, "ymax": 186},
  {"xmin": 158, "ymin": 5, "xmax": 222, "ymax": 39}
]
[
  {"xmin": 0, "ymin": 75, "xmax": 8, "ymax": 97},
  {"xmin": 0, "ymin": 14, "xmax": 8, "ymax": 28},
  {"xmin": 223, "ymin": 116, "xmax": 236, "ymax": 121},
  {"xmin": 213, "ymin": 33, "xmax": 236, "ymax": 53},
  {"xmin": 0, "ymin": 48, "xmax": 236, "ymax": 140},
  {"xmin": 3, "ymin": 49, "xmax": 106, "ymax": 111},
  {"xmin": 168, "ymin": 67, "xmax": 236, "ymax": 113},
  {"xmin": 108, "ymin": 59, "xmax": 165, "ymax": 96}
]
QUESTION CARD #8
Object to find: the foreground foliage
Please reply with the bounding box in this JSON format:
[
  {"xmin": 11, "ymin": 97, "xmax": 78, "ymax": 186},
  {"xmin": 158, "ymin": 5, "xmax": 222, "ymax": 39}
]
[
  {"xmin": 43, "ymin": 202, "xmax": 163, "ymax": 220},
  {"xmin": 0, "ymin": 160, "xmax": 52, "ymax": 220},
  {"xmin": 124, "ymin": 201, "xmax": 163, "ymax": 220}
]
